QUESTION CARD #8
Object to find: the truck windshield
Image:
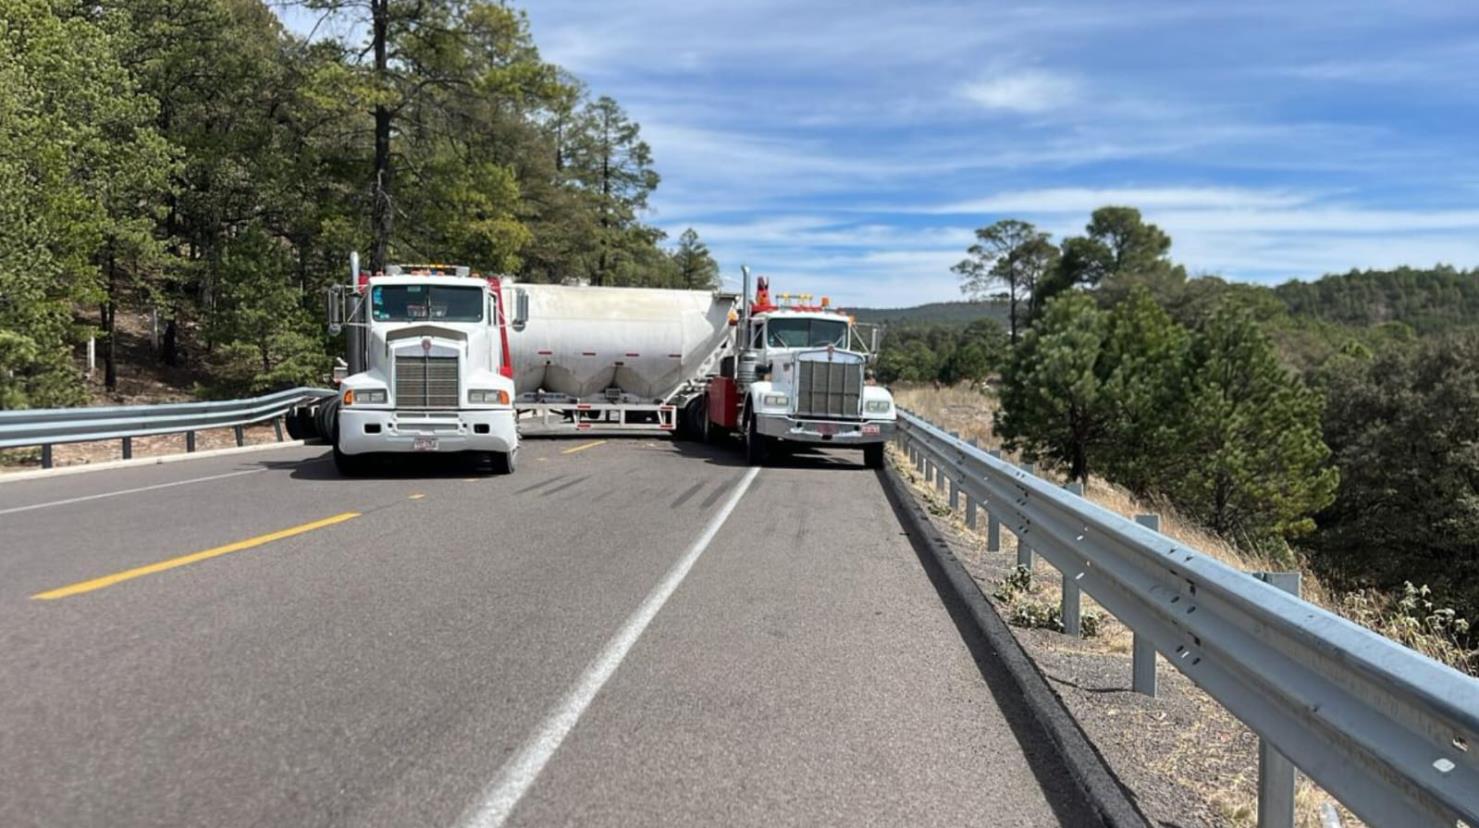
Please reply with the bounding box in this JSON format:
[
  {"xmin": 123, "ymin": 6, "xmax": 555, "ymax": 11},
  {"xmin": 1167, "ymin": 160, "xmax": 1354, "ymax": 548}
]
[
  {"xmin": 370, "ymin": 285, "xmax": 483, "ymax": 322},
  {"xmin": 767, "ymin": 318, "xmax": 848, "ymax": 349}
]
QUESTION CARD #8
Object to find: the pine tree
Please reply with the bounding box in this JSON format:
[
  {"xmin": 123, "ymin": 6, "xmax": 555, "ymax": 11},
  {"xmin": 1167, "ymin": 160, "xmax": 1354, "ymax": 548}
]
[
  {"xmin": 1169, "ymin": 303, "xmax": 1337, "ymax": 547},
  {"xmin": 1098, "ymin": 288, "xmax": 1190, "ymax": 495},
  {"xmin": 953, "ymin": 219, "xmax": 1058, "ymax": 344},
  {"xmin": 997, "ymin": 293, "xmax": 1110, "ymax": 482},
  {"xmin": 670, "ymin": 228, "xmax": 719, "ymax": 289},
  {"xmin": 0, "ymin": 0, "xmax": 173, "ymax": 406}
]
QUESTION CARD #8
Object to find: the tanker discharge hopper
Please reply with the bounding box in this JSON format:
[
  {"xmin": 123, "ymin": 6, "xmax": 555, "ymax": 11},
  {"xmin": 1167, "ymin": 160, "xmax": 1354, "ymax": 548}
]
[{"xmin": 507, "ymin": 284, "xmax": 738, "ymax": 431}]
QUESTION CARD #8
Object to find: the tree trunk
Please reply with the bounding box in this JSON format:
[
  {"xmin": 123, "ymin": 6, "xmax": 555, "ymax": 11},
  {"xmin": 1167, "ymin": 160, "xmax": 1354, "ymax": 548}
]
[
  {"xmin": 103, "ymin": 257, "xmax": 118, "ymax": 392},
  {"xmin": 369, "ymin": 0, "xmax": 392, "ymax": 273}
]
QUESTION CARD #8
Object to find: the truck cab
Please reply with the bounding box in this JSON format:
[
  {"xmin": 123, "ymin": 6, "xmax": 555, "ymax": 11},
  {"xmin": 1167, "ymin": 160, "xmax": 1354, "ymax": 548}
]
[
  {"xmin": 710, "ymin": 279, "xmax": 897, "ymax": 467},
  {"xmin": 328, "ymin": 264, "xmax": 523, "ymax": 475}
]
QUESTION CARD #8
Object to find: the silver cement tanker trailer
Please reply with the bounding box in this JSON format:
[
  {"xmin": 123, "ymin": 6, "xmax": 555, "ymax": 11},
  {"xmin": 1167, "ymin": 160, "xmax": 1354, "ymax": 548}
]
[{"xmin": 503, "ymin": 283, "xmax": 740, "ymax": 433}]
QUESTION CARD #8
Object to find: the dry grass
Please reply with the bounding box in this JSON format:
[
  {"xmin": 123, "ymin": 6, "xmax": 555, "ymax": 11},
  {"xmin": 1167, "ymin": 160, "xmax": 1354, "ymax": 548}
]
[{"xmin": 895, "ymin": 382, "xmax": 1474, "ymax": 672}]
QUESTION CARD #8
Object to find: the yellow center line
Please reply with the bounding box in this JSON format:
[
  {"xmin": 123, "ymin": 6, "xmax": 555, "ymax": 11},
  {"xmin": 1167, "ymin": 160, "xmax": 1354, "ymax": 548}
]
[
  {"xmin": 31, "ymin": 512, "xmax": 361, "ymax": 601},
  {"xmin": 561, "ymin": 440, "xmax": 607, "ymax": 455},
  {"xmin": 408, "ymin": 493, "xmax": 426, "ymax": 500}
]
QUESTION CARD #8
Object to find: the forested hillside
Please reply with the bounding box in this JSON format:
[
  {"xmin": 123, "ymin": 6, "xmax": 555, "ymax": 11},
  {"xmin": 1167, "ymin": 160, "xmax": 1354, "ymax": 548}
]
[
  {"xmin": 852, "ymin": 301, "xmax": 1009, "ymax": 327},
  {"xmin": 918, "ymin": 206, "xmax": 1479, "ymax": 642},
  {"xmin": 0, "ymin": 0, "xmax": 718, "ymax": 408},
  {"xmin": 1275, "ymin": 266, "xmax": 1479, "ymax": 333}
]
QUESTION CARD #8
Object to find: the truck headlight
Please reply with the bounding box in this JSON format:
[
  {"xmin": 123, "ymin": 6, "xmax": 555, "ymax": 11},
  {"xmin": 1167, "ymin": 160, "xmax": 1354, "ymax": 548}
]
[
  {"xmin": 469, "ymin": 389, "xmax": 509, "ymax": 405},
  {"xmin": 865, "ymin": 399, "xmax": 892, "ymax": 413},
  {"xmin": 345, "ymin": 388, "xmax": 386, "ymax": 405},
  {"xmin": 762, "ymin": 394, "xmax": 789, "ymax": 407}
]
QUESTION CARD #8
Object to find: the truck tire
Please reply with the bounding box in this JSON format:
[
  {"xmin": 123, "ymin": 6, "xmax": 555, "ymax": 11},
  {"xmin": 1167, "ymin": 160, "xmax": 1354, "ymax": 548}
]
[
  {"xmin": 333, "ymin": 443, "xmax": 371, "ymax": 476},
  {"xmin": 676, "ymin": 395, "xmax": 708, "ymax": 442},
  {"xmin": 284, "ymin": 407, "xmax": 312, "ymax": 440},
  {"xmin": 864, "ymin": 443, "xmax": 885, "ymax": 470},
  {"xmin": 315, "ymin": 397, "xmax": 341, "ymax": 444},
  {"xmin": 488, "ymin": 448, "xmax": 517, "ymax": 475},
  {"xmin": 744, "ymin": 410, "xmax": 769, "ymax": 466}
]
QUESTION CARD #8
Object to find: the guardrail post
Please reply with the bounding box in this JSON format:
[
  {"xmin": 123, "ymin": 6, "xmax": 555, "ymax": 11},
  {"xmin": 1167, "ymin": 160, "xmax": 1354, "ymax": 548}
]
[
  {"xmin": 963, "ymin": 440, "xmax": 978, "ymax": 529},
  {"xmin": 1255, "ymin": 571, "xmax": 1302, "ymax": 828},
  {"xmin": 41, "ymin": 444, "xmax": 53, "ymax": 469},
  {"xmin": 1061, "ymin": 481, "xmax": 1084, "ymax": 637},
  {"xmin": 185, "ymin": 431, "xmax": 196, "ymax": 453},
  {"xmin": 935, "ymin": 459, "xmax": 946, "ymax": 492},
  {"xmin": 1016, "ymin": 461, "xmax": 1035, "ymax": 568},
  {"xmin": 233, "ymin": 425, "xmax": 245, "ymax": 447},
  {"xmin": 986, "ymin": 449, "xmax": 1002, "ymax": 551},
  {"xmin": 121, "ymin": 436, "xmax": 132, "ymax": 460},
  {"xmin": 1132, "ymin": 513, "xmax": 1161, "ymax": 697},
  {"xmin": 948, "ymin": 475, "xmax": 960, "ymax": 511},
  {"xmin": 273, "ymin": 417, "xmax": 284, "ymax": 442}
]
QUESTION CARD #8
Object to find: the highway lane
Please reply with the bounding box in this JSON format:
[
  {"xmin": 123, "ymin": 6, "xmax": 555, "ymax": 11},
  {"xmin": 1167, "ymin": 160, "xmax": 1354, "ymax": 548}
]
[{"xmin": 0, "ymin": 438, "xmax": 1094, "ymax": 826}]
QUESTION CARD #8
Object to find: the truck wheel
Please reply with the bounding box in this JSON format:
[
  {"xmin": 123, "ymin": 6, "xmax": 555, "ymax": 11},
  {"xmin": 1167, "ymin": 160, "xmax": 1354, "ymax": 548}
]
[
  {"xmin": 316, "ymin": 398, "xmax": 341, "ymax": 444},
  {"xmin": 744, "ymin": 411, "xmax": 769, "ymax": 466},
  {"xmin": 489, "ymin": 448, "xmax": 517, "ymax": 475},
  {"xmin": 333, "ymin": 443, "xmax": 370, "ymax": 477},
  {"xmin": 864, "ymin": 443, "xmax": 885, "ymax": 470}
]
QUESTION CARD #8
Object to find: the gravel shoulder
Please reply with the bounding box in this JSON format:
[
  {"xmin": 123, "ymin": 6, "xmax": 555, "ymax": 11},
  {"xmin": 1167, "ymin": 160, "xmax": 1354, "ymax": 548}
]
[{"xmin": 888, "ymin": 446, "xmax": 1351, "ymax": 828}]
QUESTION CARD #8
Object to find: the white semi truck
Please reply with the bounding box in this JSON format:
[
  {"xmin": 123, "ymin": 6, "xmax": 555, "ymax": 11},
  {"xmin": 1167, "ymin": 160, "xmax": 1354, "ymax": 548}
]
[
  {"xmin": 323, "ymin": 262, "xmax": 526, "ymax": 475},
  {"xmin": 322, "ymin": 259, "xmax": 895, "ymax": 472}
]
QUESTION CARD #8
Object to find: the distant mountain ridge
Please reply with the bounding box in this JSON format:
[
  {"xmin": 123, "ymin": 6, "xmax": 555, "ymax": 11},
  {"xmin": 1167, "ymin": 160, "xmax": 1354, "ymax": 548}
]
[{"xmin": 847, "ymin": 300, "xmax": 1010, "ymax": 327}]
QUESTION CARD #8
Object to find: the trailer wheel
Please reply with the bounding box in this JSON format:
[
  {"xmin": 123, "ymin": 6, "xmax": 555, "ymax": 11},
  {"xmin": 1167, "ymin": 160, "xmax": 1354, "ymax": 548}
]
[
  {"xmin": 864, "ymin": 443, "xmax": 885, "ymax": 470},
  {"xmin": 489, "ymin": 448, "xmax": 517, "ymax": 475},
  {"xmin": 744, "ymin": 410, "xmax": 769, "ymax": 466}
]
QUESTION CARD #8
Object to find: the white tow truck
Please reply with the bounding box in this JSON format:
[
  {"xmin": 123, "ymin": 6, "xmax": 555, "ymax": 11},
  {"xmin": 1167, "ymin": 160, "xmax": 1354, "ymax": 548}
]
[
  {"xmin": 702, "ymin": 271, "xmax": 897, "ymax": 467},
  {"xmin": 324, "ymin": 263, "xmax": 526, "ymax": 475}
]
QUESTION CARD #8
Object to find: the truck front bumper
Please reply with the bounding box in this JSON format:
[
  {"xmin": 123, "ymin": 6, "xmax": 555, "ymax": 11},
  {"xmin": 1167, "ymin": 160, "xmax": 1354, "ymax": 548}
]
[
  {"xmin": 755, "ymin": 414, "xmax": 895, "ymax": 446},
  {"xmin": 337, "ymin": 408, "xmax": 517, "ymax": 456}
]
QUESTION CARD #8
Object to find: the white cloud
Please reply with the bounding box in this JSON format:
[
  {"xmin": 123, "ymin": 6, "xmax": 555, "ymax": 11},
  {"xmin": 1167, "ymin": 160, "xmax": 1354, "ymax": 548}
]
[{"xmin": 958, "ymin": 70, "xmax": 1079, "ymax": 113}]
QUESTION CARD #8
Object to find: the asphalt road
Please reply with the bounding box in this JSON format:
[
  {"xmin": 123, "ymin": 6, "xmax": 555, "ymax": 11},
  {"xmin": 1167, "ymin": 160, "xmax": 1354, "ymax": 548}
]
[{"xmin": 0, "ymin": 435, "xmax": 1097, "ymax": 827}]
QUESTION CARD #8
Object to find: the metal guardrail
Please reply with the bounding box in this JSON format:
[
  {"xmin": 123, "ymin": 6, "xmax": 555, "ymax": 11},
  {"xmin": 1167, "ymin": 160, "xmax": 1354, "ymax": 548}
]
[
  {"xmin": 0, "ymin": 387, "xmax": 335, "ymax": 466},
  {"xmin": 895, "ymin": 409, "xmax": 1479, "ymax": 828}
]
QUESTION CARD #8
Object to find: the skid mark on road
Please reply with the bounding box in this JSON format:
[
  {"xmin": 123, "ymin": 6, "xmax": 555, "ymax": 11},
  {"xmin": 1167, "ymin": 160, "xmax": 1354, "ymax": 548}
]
[
  {"xmin": 540, "ymin": 476, "xmax": 589, "ymax": 497},
  {"xmin": 514, "ymin": 475, "xmax": 566, "ymax": 495},
  {"xmin": 31, "ymin": 512, "xmax": 361, "ymax": 600},
  {"xmin": 670, "ymin": 481, "xmax": 706, "ymax": 508},
  {"xmin": 456, "ymin": 466, "xmax": 762, "ymax": 828}
]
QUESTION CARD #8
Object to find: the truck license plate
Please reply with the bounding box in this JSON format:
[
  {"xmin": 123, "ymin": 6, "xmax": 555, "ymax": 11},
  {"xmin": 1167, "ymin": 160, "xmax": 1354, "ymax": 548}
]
[
  {"xmin": 815, "ymin": 422, "xmax": 838, "ymax": 435},
  {"xmin": 862, "ymin": 424, "xmax": 880, "ymax": 435},
  {"xmin": 412, "ymin": 436, "xmax": 438, "ymax": 452}
]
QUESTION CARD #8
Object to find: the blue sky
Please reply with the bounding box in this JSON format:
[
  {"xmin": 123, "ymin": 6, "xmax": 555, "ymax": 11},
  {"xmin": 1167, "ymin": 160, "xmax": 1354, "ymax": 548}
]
[{"xmin": 280, "ymin": 1, "xmax": 1479, "ymax": 307}]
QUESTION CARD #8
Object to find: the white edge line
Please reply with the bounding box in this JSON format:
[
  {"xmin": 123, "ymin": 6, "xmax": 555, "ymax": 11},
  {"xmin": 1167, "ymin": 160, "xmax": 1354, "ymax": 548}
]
[
  {"xmin": 458, "ymin": 465, "xmax": 763, "ymax": 828},
  {"xmin": 0, "ymin": 440, "xmax": 312, "ymax": 485},
  {"xmin": 0, "ymin": 467, "xmax": 269, "ymax": 516}
]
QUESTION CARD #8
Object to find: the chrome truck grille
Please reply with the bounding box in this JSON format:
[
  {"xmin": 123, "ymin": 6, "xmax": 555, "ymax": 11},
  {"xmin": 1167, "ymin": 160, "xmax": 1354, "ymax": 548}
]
[
  {"xmin": 394, "ymin": 355, "xmax": 459, "ymax": 408},
  {"xmin": 796, "ymin": 360, "xmax": 863, "ymax": 418}
]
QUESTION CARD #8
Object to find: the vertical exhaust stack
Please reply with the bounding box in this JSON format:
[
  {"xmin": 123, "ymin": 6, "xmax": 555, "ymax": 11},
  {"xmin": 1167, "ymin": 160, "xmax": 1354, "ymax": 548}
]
[
  {"xmin": 740, "ymin": 265, "xmax": 752, "ymax": 331},
  {"xmin": 347, "ymin": 251, "xmax": 364, "ymax": 375}
]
